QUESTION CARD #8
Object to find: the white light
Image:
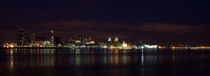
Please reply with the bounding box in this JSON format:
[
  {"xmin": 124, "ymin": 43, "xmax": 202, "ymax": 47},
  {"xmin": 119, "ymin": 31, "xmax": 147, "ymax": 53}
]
[
  {"xmin": 141, "ymin": 46, "xmax": 144, "ymax": 49},
  {"xmin": 75, "ymin": 40, "xmax": 81, "ymax": 43},
  {"xmin": 108, "ymin": 37, "xmax": 112, "ymax": 42},
  {"xmin": 114, "ymin": 37, "xmax": 119, "ymax": 42},
  {"xmin": 103, "ymin": 45, "xmax": 108, "ymax": 48},
  {"xmin": 144, "ymin": 45, "xmax": 157, "ymax": 48},
  {"xmin": 122, "ymin": 43, "xmax": 127, "ymax": 48}
]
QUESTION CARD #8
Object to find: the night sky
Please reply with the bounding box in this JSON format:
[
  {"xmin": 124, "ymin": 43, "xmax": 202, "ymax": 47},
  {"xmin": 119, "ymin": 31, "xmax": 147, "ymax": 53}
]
[{"xmin": 0, "ymin": 0, "xmax": 210, "ymax": 45}]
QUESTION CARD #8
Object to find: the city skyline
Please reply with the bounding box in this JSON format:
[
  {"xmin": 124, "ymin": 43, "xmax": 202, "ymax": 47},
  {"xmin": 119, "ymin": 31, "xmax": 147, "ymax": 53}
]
[{"xmin": 0, "ymin": 26, "xmax": 209, "ymax": 45}]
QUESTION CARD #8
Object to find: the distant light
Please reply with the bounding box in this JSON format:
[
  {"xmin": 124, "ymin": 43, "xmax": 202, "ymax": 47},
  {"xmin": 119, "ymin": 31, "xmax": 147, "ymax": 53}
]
[
  {"xmin": 141, "ymin": 46, "xmax": 144, "ymax": 49},
  {"xmin": 50, "ymin": 30, "xmax": 54, "ymax": 33},
  {"xmin": 108, "ymin": 37, "xmax": 112, "ymax": 42},
  {"xmin": 102, "ymin": 45, "xmax": 108, "ymax": 48},
  {"xmin": 114, "ymin": 37, "xmax": 119, "ymax": 42},
  {"xmin": 75, "ymin": 40, "xmax": 81, "ymax": 43},
  {"xmin": 90, "ymin": 41, "xmax": 95, "ymax": 44},
  {"xmin": 122, "ymin": 41, "xmax": 127, "ymax": 48},
  {"xmin": 122, "ymin": 44, "xmax": 127, "ymax": 48},
  {"xmin": 110, "ymin": 45, "xmax": 115, "ymax": 49},
  {"xmin": 144, "ymin": 45, "xmax": 157, "ymax": 48}
]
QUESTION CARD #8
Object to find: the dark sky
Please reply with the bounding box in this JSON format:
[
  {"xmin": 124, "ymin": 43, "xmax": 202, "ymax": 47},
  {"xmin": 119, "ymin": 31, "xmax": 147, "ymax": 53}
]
[{"xmin": 0, "ymin": 0, "xmax": 210, "ymax": 45}]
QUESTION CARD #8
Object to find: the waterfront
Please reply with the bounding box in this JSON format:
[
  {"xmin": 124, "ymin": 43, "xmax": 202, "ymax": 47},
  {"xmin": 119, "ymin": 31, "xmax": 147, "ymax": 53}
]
[{"xmin": 0, "ymin": 49, "xmax": 210, "ymax": 76}]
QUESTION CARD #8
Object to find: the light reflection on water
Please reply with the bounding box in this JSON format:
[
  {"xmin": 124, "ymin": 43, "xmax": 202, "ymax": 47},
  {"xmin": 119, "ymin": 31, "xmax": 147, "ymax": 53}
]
[
  {"xmin": 0, "ymin": 49, "xmax": 157, "ymax": 70},
  {"xmin": 0, "ymin": 49, "xmax": 210, "ymax": 76}
]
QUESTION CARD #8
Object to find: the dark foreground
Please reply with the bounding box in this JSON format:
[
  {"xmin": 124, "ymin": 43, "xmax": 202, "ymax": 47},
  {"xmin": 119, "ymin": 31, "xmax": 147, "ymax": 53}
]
[{"xmin": 0, "ymin": 49, "xmax": 210, "ymax": 76}]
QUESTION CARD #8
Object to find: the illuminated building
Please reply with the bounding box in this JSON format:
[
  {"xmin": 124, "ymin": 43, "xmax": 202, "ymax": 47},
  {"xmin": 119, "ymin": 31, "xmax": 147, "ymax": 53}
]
[
  {"xmin": 144, "ymin": 45, "xmax": 158, "ymax": 49},
  {"xmin": 122, "ymin": 41, "xmax": 128, "ymax": 48},
  {"xmin": 50, "ymin": 27, "xmax": 55, "ymax": 46},
  {"xmin": 86, "ymin": 41, "xmax": 95, "ymax": 44},
  {"xmin": 42, "ymin": 41, "xmax": 50, "ymax": 46},
  {"xmin": 108, "ymin": 36, "xmax": 112, "ymax": 42},
  {"xmin": 3, "ymin": 42, "xmax": 15, "ymax": 48},
  {"xmin": 75, "ymin": 40, "xmax": 81, "ymax": 43},
  {"xmin": 17, "ymin": 27, "xmax": 25, "ymax": 46},
  {"xmin": 114, "ymin": 37, "xmax": 119, "ymax": 42}
]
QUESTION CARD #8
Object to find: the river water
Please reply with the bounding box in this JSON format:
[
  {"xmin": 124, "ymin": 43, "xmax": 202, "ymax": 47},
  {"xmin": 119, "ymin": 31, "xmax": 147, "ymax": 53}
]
[{"xmin": 0, "ymin": 49, "xmax": 210, "ymax": 76}]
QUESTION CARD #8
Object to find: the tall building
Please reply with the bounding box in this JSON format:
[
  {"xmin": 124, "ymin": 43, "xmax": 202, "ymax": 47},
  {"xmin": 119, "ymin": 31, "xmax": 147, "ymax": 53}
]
[
  {"xmin": 114, "ymin": 37, "xmax": 119, "ymax": 42},
  {"xmin": 50, "ymin": 27, "xmax": 55, "ymax": 46},
  {"xmin": 108, "ymin": 36, "xmax": 112, "ymax": 42},
  {"xmin": 17, "ymin": 27, "xmax": 25, "ymax": 46}
]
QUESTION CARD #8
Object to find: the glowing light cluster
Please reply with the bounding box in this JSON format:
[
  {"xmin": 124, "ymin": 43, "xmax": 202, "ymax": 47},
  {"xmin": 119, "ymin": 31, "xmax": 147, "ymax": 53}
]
[{"xmin": 144, "ymin": 45, "xmax": 157, "ymax": 48}]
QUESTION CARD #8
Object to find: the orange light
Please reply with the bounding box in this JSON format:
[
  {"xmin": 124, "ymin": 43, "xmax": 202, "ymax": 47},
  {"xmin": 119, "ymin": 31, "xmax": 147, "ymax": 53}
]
[{"xmin": 110, "ymin": 45, "xmax": 115, "ymax": 49}]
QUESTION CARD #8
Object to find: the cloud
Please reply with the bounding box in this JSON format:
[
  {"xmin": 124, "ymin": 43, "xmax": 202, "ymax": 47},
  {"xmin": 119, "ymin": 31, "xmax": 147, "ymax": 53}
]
[
  {"xmin": 41, "ymin": 20, "xmax": 210, "ymax": 34},
  {"xmin": 137, "ymin": 23, "xmax": 209, "ymax": 33},
  {"xmin": 37, "ymin": 20, "xmax": 134, "ymax": 40},
  {"xmin": 0, "ymin": 31, "xmax": 16, "ymax": 42},
  {"xmin": 41, "ymin": 20, "xmax": 131, "ymax": 32},
  {"xmin": 60, "ymin": 20, "xmax": 98, "ymax": 28}
]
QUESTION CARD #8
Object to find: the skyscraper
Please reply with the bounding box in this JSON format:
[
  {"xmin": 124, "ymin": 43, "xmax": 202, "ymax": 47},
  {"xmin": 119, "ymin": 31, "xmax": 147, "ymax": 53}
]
[
  {"xmin": 17, "ymin": 27, "xmax": 24, "ymax": 46},
  {"xmin": 50, "ymin": 27, "xmax": 55, "ymax": 46}
]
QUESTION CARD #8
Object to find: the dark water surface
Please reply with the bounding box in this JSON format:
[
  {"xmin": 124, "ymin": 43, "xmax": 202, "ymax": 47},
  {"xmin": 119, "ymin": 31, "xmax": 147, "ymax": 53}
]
[{"xmin": 0, "ymin": 49, "xmax": 210, "ymax": 76}]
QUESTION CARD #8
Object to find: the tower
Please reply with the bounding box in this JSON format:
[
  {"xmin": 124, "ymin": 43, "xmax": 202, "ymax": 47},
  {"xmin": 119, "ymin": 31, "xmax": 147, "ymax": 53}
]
[
  {"xmin": 108, "ymin": 36, "xmax": 112, "ymax": 42},
  {"xmin": 114, "ymin": 37, "xmax": 119, "ymax": 42},
  {"xmin": 17, "ymin": 27, "xmax": 24, "ymax": 46},
  {"xmin": 50, "ymin": 27, "xmax": 55, "ymax": 46}
]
